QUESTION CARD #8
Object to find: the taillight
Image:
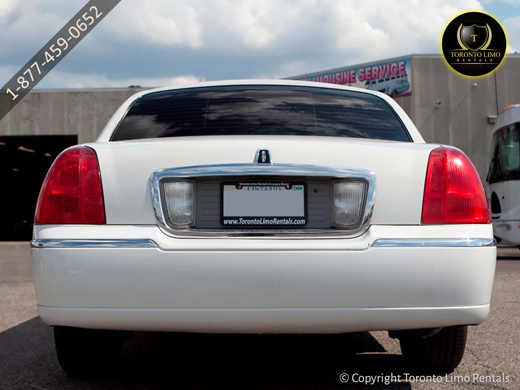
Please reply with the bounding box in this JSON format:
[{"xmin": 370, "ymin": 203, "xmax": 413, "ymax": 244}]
[
  {"xmin": 35, "ymin": 146, "xmax": 105, "ymax": 224},
  {"xmin": 422, "ymin": 146, "xmax": 490, "ymax": 224}
]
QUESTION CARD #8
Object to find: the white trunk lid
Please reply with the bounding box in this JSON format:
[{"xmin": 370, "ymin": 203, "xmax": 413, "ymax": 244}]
[{"xmin": 89, "ymin": 135, "xmax": 437, "ymax": 226}]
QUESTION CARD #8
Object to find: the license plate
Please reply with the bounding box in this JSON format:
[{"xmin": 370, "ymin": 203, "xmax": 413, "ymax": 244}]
[{"xmin": 221, "ymin": 182, "xmax": 306, "ymax": 227}]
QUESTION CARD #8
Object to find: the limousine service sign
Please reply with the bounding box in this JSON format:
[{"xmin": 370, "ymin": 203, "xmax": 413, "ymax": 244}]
[{"xmin": 305, "ymin": 58, "xmax": 412, "ymax": 98}]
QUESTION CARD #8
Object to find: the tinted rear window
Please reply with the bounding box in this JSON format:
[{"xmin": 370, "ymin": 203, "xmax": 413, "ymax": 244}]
[{"xmin": 111, "ymin": 85, "xmax": 411, "ymax": 142}]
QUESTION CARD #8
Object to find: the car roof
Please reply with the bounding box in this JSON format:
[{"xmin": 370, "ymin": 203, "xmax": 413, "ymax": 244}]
[
  {"xmin": 139, "ymin": 79, "xmax": 380, "ymax": 97},
  {"xmin": 135, "ymin": 79, "xmax": 384, "ymax": 96}
]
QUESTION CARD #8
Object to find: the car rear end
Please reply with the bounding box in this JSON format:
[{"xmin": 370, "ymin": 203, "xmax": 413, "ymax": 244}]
[{"xmin": 30, "ymin": 81, "xmax": 495, "ymax": 374}]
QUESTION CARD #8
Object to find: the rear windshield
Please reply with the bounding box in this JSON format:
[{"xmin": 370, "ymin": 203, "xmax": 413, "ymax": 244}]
[{"xmin": 111, "ymin": 85, "xmax": 411, "ymax": 142}]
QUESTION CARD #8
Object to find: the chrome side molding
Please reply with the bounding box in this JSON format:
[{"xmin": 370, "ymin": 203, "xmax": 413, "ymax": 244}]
[
  {"xmin": 150, "ymin": 163, "xmax": 376, "ymax": 239},
  {"xmin": 31, "ymin": 237, "xmax": 495, "ymax": 249},
  {"xmin": 371, "ymin": 238, "xmax": 496, "ymax": 247},
  {"xmin": 31, "ymin": 239, "xmax": 159, "ymax": 249}
]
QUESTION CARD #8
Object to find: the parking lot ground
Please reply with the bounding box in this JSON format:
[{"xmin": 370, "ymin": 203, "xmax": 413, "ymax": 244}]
[{"xmin": 0, "ymin": 242, "xmax": 518, "ymax": 389}]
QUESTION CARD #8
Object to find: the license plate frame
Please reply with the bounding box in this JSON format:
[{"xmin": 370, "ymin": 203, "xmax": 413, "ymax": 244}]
[{"xmin": 221, "ymin": 181, "xmax": 307, "ymax": 227}]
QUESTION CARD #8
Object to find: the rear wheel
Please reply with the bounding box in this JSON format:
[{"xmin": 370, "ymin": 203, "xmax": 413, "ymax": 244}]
[
  {"xmin": 54, "ymin": 326, "xmax": 129, "ymax": 377},
  {"xmin": 398, "ymin": 325, "xmax": 468, "ymax": 373}
]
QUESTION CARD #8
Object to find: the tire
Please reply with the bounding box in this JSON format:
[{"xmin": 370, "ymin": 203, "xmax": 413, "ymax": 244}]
[
  {"xmin": 390, "ymin": 90, "xmax": 398, "ymax": 98},
  {"xmin": 54, "ymin": 326, "xmax": 129, "ymax": 377},
  {"xmin": 398, "ymin": 325, "xmax": 467, "ymax": 373}
]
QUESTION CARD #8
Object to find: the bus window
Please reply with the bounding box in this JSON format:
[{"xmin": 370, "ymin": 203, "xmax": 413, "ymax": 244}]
[{"xmin": 487, "ymin": 123, "xmax": 520, "ymax": 184}]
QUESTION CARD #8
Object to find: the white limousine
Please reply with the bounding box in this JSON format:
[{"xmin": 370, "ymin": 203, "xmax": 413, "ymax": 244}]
[{"xmin": 32, "ymin": 80, "xmax": 495, "ymax": 375}]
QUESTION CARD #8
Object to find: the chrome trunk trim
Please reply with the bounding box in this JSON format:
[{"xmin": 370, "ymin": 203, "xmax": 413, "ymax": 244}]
[{"xmin": 150, "ymin": 163, "xmax": 376, "ymax": 239}]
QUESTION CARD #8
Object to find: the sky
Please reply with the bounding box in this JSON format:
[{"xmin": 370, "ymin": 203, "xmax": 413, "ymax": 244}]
[{"xmin": 0, "ymin": 0, "xmax": 518, "ymax": 89}]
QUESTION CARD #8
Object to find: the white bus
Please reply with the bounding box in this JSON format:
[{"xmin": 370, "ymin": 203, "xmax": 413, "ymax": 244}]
[{"xmin": 487, "ymin": 104, "xmax": 520, "ymax": 246}]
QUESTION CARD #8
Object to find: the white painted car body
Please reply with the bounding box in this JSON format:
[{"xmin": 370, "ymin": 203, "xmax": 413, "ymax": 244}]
[{"xmin": 32, "ymin": 80, "xmax": 496, "ymax": 334}]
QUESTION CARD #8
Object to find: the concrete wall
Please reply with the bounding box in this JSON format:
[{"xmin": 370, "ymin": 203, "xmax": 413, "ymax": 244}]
[
  {"xmin": 0, "ymin": 88, "xmax": 143, "ymax": 144},
  {"xmin": 409, "ymin": 55, "xmax": 520, "ymax": 181}
]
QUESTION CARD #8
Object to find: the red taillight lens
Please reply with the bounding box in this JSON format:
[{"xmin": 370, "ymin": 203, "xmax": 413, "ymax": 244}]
[
  {"xmin": 35, "ymin": 146, "xmax": 105, "ymax": 224},
  {"xmin": 422, "ymin": 147, "xmax": 490, "ymax": 224}
]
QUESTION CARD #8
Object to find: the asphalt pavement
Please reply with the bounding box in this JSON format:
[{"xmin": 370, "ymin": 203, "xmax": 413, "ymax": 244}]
[{"xmin": 0, "ymin": 242, "xmax": 518, "ymax": 389}]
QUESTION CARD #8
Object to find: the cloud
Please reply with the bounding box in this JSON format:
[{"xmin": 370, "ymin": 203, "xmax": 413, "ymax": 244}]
[
  {"xmin": 0, "ymin": 0, "xmax": 18, "ymax": 21},
  {"xmin": 0, "ymin": 1, "xmax": 67, "ymax": 49},
  {"xmin": 102, "ymin": 0, "xmax": 483, "ymax": 78},
  {"xmin": 106, "ymin": 0, "xmax": 203, "ymax": 48},
  {"xmin": 503, "ymin": 15, "xmax": 520, "ymax": 53},
  {"xmin": 104, "ymin": 0, "xmax": 483, "ymax": 55},
  {"xmin": 0, "ymin": 0, "xmax": 508, "ymax": 88}
]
